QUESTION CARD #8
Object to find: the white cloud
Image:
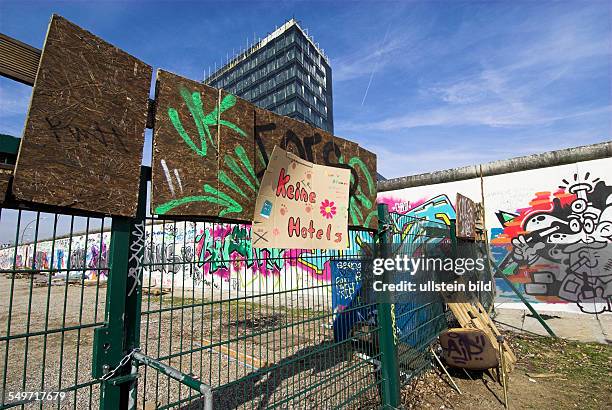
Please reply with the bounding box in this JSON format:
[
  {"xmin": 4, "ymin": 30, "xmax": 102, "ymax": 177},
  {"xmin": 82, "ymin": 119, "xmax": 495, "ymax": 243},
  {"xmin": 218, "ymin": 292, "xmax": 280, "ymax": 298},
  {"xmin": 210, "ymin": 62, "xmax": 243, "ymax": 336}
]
[{"xmin": 338, "ymin": 5, "xmax": 611, "ymax": 133}]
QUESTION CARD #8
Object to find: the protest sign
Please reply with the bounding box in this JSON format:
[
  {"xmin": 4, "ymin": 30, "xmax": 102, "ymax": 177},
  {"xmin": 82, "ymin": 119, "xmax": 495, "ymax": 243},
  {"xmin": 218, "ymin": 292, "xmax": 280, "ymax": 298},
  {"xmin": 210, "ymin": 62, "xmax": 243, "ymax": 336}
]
[{"xmin": 252, "ymin": 146, "xmax": 350, "ymax": 250}]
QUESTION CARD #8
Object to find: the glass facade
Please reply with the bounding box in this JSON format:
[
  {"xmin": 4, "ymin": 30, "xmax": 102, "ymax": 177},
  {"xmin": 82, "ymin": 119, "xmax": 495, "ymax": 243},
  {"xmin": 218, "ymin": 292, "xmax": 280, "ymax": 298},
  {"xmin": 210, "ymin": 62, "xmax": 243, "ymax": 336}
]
[{"xmin": 204, "ymin": 21, "xmax": 334, "ymax": 133}]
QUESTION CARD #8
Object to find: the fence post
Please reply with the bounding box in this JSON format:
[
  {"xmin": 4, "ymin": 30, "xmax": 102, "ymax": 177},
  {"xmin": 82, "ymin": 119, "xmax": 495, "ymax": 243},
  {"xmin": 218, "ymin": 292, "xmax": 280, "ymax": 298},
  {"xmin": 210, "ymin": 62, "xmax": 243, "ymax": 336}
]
[
  {"xmin": 376, "ymin": 203, "xmax": 401, "ymax": 408},
  {"xmin": 93, "ymin": 166, "xmax": 148, "ymax": 409}
]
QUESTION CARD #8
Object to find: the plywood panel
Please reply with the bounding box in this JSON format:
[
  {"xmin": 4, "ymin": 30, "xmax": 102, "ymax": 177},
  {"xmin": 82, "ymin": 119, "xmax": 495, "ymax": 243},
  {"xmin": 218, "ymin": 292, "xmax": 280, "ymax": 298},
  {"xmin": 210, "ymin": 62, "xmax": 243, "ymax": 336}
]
[
  {"xmin": 254, "ymin": 107, "xmax": 314, "ymax": 172},
  {"xmin": 12, "ymin": 15, "xmax": 151, "ymax": 217},
  {"xmin": 216, "ymin": 90, "xmax": 255, "ymax": 219},
  {"xmin": 356, "ymin": 146, "xmax": 378, "ymax": 229},
  {"xmin": 339, "ymin": 139, "xmax": 377, "ymax": 229},
  {"xmin": 456, "ymin": 193, "xmax": 477, "ymax": 239},
  {"xmin": 151, "ymin": 70, "xmax": 220, "ymax": 217},
  {"xmin": 253, "ymin": 109, "xmax": 377, "ymax": 229}
]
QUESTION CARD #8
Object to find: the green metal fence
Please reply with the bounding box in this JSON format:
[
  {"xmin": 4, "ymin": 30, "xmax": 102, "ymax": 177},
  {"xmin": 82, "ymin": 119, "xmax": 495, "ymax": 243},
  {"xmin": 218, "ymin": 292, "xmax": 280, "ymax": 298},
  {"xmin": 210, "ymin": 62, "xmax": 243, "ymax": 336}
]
[
  {"xmin": 0, "ymin": 154, "xmax": 459, "ymax": 409},
  {"xmin": 383, "ymin": 210, "xmax": 450, "ymax": 385},
  {"xmin": 134, "ymin": 216, "xmax": 382, "ymax": 409},
  {"xmin": 0, "ymin": 205, "xmax": 111, "ymax": 409}
]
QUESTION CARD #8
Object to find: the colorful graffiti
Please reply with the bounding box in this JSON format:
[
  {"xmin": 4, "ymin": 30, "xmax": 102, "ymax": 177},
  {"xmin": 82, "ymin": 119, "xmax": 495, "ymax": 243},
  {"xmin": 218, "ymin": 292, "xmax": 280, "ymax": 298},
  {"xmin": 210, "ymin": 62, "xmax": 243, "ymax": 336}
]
[
  {"xmin": 0, "ymin": 233, "xmax": 111, "ymax": 279},
  {"xmin": 0, "ymin": 223, "xmax": 373, "ymax": 293},
  {"xmin": 156, "ymin": 89, "xmax": 254, "ymax": 217},
  {"xmin": 385, "ymin": 194, "xmax": 455, "ymax": 246},
  {"xmin": 155, "ymin": 84, "xmax": 377, "ymax": 228},
  {"xmin": 491, "ymin": 173, "xmax": 612, "ymax": 313}
]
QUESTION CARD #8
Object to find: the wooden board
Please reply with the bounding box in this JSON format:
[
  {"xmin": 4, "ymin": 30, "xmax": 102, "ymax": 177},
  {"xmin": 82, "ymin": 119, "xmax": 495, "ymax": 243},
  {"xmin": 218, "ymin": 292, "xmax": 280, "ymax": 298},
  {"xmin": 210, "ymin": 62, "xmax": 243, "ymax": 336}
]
[
  {"xmin": 153, "ymin": 74, "xmax": 377, "ymax": 228},
  {"xmin": 253, "ymin": 107, "xmax": 377, "ymax": 229},
  {"xmin": 440, "ymin": 328, "xmax": 499, "ymax": 370},
  {"xmin": 456, "ymin": 193, "xmax": 477, "ymax": 239},
  {"xmin": 216, "ymin": 90, "xmax": 255, "ymax": 220},
  {"xmin": 152, "ymin": 70, "xmax": 220, "ymax": 217},
  {"xmin": 199, "ymin": 338, "xmax": 267, "ymax": 369},
  {"xmin": 354, "ymin": 145, "xmax": 378, "ymax": 229},
  {"xmin": 445, "ymin": 300, "xmax": 516, "ymax": 373},
  {"xmin": 12, "ymin": 15, "xmax": 151, "ymax": 217}
]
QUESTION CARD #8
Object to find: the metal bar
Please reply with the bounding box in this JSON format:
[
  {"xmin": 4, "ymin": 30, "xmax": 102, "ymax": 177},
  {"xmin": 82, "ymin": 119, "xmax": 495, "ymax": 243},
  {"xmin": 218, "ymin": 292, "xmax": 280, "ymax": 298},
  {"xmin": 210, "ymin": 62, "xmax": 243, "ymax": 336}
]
[
  {"xmin": 430, "ymin": 347, "xmax": 462, "ymax": 394},
  {"xmin": 489, "ymin": 256, "xmax": 557, "ymax": 338},
  {"xmin": 93, "ymin": 215, "xmax": 131, "ymax": 409},
  {"xmin": 124, "ymin": 166, "xmax": 148, "ymax": 410},
  {"xmin": 133, "ymin": 351, "xmax": 213, "ymax": 410},
  {"xmin": 376, "ymin": 203, "xmax": 401, "ymax": 408}
]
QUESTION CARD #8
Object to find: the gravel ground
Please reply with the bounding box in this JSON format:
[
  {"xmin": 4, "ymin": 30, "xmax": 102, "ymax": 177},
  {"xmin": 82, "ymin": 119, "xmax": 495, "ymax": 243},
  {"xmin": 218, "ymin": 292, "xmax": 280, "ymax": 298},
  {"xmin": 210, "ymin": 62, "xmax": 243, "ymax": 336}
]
[{"xmin": 1, "ymin": 275, "xmax": 380, "ymax": 409}]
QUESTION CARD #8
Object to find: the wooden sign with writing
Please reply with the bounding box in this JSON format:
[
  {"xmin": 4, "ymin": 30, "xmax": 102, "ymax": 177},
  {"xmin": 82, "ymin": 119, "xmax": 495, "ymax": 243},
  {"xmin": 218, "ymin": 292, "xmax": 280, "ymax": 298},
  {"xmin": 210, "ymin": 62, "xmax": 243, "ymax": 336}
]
[
  {"xmin": 440, "ymin": 328, "xmax": 498, "ymax": 370},
  {"xmin": 253, "ymin": 146, "xmax": 351, "ymax": 250},
  {"xmin": 12, "ymin": 15, "xmax": 151, "ymax": 217},
  {"xmin": 253, "ymin": 108, "xmax": 378, "ymax": 229},
  {"xmin": 152, "ymin": 75, "xmax": 376, "ymax": 228},
  {"xmin": 217, "ymin": 90, "xmax": 256, "ymax": 219},
  {"xmin": 152, "ymin": 70, "xmax": 220, "ymax": 217},
  {"xmin": 456, "ymin": 193, "xmax": 477, "ymax": 239}
]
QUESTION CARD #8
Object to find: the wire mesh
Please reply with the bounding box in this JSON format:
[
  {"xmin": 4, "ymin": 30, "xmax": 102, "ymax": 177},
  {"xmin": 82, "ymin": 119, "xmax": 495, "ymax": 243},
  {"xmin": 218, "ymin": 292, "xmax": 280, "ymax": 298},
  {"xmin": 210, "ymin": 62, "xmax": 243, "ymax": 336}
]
[
  {"xmin": 0, "ymin": 201, "xmax": 468, "ymax": 409},
  {"xmin": 0, "ymin": 205, "xmax": 111, "ymax": 409},
  {"xmin": 386, "ymin": 212, "xmax": 450, "ymax": 384},
  {"xmin": 137, "ymin": 216, "xmax": 381, "ymax": 409}
]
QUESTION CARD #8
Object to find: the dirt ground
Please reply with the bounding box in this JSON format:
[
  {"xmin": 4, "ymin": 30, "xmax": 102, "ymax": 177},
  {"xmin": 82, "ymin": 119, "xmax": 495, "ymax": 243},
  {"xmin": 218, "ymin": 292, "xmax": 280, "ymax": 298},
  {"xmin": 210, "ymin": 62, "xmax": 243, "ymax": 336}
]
[
  {"xmin": 2, "ymin": 274, "xmax": 610, "ymax": 409},
  {"xmin": 0, "ymin": 274, "xmax": 378, "ymax": 409},
  {"xmin": 401, "ymin": 332, "xmax": 612, "ymax": 410}
]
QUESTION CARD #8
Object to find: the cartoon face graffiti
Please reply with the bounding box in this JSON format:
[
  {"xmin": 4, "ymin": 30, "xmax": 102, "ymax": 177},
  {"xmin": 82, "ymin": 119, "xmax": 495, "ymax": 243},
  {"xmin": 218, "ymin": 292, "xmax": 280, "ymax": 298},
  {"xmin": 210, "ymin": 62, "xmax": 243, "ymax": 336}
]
[{"xmin": 503, "ymin": 173, "xmax": 612, "ymax": 313}]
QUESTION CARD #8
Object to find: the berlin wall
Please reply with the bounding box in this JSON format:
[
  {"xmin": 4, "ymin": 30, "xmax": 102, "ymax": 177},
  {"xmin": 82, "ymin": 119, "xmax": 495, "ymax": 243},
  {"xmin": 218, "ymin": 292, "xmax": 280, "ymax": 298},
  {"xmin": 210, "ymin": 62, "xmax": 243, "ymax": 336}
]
[
  {"xmin": 0, "ymin": 222, "xmax": 373, "ymax": 300},
  {"xmin": 377, "ymin": 142, "xmax": 612, "ymax": 315}
]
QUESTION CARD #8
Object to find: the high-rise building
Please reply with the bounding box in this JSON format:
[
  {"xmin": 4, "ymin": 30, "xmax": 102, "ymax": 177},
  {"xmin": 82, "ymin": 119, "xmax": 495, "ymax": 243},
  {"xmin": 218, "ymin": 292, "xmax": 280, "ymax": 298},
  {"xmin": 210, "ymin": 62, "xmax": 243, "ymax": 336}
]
[{"xmin": 204, "ymin": 19, "xmax": 333, "ymax": 133}]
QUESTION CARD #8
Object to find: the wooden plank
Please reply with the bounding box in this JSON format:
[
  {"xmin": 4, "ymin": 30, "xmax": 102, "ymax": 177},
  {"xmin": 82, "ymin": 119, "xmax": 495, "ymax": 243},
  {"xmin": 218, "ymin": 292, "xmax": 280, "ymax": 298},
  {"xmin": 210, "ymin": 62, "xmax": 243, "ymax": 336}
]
[
  {"xmin": 0, "ymin": 33, "xmax": 41, "ymax": 86},
  {"xmin": 11, "ymin": 15, "xmax": 151, "ymax": 217},
  {"xmin": 446, "ymin": 300, "xmax": 516, "ymax": 372},
  {"xmin": 456, "ymin": 193, "xmax": 477, "ymax": 239},
  {"xmin": 151, "ymin": 70, "xmax": 219, "ymax": 217},
  {"xmin": 216, "ymin": 90, "xmax": 256, "ymax": 220},
  {"xmin": 199, "ymin": 338, "xmax": 267, "ymax": 369}
]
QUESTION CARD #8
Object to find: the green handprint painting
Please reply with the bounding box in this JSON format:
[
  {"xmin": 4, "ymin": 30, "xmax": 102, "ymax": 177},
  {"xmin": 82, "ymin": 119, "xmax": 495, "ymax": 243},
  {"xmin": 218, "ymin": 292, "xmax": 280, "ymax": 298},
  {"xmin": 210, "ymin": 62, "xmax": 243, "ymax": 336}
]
[{"xmin": 152, "ymin": 70, "xmax": 258, "ymax": 219}]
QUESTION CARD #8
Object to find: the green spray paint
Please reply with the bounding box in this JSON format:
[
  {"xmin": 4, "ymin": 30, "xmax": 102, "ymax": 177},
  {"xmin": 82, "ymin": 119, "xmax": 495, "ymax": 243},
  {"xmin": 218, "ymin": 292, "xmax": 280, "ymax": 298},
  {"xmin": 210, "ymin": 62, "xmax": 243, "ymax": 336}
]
[{"xmin": 158, "ymin": 88, "xmax": 252, "ymax": 216}]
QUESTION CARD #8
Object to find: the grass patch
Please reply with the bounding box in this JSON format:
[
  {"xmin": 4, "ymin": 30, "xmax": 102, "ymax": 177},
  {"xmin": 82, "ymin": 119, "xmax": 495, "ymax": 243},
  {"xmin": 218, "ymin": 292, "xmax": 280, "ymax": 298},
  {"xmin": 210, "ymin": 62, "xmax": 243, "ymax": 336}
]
[{"xmin": 512, "ymin": 334, "xmax": 611, "ymax": 409}]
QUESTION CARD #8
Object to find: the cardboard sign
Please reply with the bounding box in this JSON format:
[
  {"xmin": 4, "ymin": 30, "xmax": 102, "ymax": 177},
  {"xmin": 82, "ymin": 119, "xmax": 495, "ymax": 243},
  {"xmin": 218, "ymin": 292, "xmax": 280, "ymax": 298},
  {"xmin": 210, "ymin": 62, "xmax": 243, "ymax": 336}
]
[
  {"xmin": 440, "ymin": 328, "xmax": 498, "ymax": 370},
  {"xmin": 254, "ymin": 107, "xmax": 378, "ymax": 230},
  {"xmin": 252, "ymin": 146, "xmax": 350, "ymax": 249},
  {"xmin": 12, "ymin": 15, "xmax": 151, "ymax": 217},
  {"xmin": 456, "ymin": 193, "xmax": 477, "ymax": 239}
]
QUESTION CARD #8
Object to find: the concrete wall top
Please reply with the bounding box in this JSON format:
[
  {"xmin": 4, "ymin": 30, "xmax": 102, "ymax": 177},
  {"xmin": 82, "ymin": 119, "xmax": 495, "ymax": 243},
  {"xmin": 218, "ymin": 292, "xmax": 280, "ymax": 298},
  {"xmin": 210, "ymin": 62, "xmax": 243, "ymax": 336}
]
[{"xmin": 378, "ymin": 141, "xmax": 612, "ymax": 192}]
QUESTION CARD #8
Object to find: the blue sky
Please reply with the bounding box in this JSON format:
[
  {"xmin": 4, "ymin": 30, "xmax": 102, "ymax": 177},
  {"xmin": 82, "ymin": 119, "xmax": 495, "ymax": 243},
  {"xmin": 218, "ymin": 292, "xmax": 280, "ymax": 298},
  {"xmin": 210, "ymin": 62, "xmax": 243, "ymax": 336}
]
[{"xmin": 0, "ymin": 0, "xmax": 610, "ymax": 179}]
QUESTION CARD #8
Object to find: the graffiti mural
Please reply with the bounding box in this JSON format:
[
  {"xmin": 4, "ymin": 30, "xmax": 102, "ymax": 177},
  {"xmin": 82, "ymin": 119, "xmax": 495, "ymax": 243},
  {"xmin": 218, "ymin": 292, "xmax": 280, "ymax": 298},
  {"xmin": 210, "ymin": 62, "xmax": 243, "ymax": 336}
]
[
  {"xmin": 491, "ymin": 173, "xmax": 612, "ymax": 313},
  {"xmin": 0, "ymin": 222, "xmax": 374, "ymax": 295},
  {"xmin": 378, "ymin": 159, "xmax": 612, "ymax": 315},
  {"xmin": 0, "ymin": 233, "xmax": 111, "ymax": 279}
]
